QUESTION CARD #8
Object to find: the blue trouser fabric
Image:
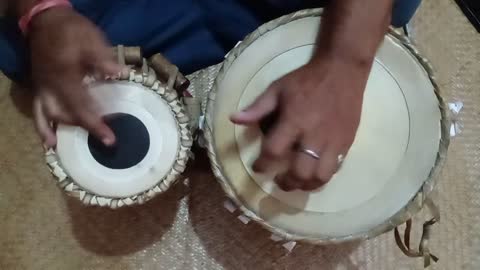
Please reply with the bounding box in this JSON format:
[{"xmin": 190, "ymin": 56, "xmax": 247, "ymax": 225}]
[{"xmin": 0, "ymin": 0, "xmax": 421, "ymax": 82}]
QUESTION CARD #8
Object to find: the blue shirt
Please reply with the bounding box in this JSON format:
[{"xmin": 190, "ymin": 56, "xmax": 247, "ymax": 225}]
[{"xmin": 0, "ymin": 0, "xmax": 420, "ymax": 82}]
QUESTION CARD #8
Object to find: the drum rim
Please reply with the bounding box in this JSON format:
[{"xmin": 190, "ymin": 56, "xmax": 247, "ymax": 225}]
[
  {"xmin": 44, "ymin": 63, "xmax": 193, "ymax": 209},
  {"xmin": 204, "ymin": 8, "xmax": 450, "ymax": 244}
]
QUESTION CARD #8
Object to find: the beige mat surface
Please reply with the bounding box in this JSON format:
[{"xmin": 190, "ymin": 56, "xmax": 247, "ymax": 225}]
[{"xmin": 0, "ymin": 0, "xmax": 479, "ymax": 269}]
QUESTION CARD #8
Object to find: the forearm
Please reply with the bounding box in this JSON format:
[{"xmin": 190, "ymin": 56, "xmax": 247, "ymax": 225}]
[{"xmin": 313, "ymin": 0, "xmax": 394, "ymax": 66}]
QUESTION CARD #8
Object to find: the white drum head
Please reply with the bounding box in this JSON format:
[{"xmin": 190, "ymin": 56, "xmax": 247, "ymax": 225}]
[
  {"xmin": 56, "ymin": 81, "xmax": 180, "ymax": 198},
  {"xmin": 210, "ymin": 16, "xmax": 442, "ymax": 239}
]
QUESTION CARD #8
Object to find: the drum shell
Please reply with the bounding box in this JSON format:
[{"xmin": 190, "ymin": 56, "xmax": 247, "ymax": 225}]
[
  {"xmin": 45, "ymin": 53, "xmax": 194, "ymax": 209},
  {"xmin": 200, "ymin": 8, "xmax": 450, "ymax": 244}
]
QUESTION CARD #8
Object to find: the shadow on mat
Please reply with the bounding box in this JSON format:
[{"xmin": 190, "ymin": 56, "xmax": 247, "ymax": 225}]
[
  {"xmin": 187, "ymin": 150, "xmax": 361, "ymax": 270},
  {"xmin": 7, "ymin": 82, "xmax": 183, "ymax": 256},
  {"xmin": 10, "ymin": 83, "xmax": 34, "ymax": 118},
  {"xmin": 65, "ymin": 183, "xmax": 186, "ymax": 256}
]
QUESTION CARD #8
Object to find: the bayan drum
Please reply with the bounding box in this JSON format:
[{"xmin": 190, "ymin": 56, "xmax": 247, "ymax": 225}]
[
  {"xmin": 45, "ymin": 46, "xmax": 195, "ymax": 208},
  {"xmin": 202, "ymin": 8, "xmax": 449, "ymax": 260}
]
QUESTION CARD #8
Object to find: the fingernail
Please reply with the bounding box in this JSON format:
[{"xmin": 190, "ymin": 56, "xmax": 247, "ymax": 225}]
[{"xmin": 102, "ymin": 137, "xmax": 113, "ymax": 146}]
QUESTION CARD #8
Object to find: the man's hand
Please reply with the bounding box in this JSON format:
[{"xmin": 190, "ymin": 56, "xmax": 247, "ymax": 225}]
[
  {"xmin": 29, "ymin": 7, "xmax": 121, "ymax": 147},
  {"xmin": 232, "ymin": 0, "xmax": 393, "ymax": 191},
  {"xmin": 231, "ymin": 55, "xmax": 370, "ymax": 191}
]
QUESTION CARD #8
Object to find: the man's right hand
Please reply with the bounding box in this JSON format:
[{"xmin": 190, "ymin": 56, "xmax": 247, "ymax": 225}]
[{"xmin": 28, "ymin": 7, "xmax": 122, "ymax": 147}]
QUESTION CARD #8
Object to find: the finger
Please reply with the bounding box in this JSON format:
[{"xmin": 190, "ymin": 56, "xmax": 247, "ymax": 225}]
[
  {"xmin": 315, "ymin": 144, "xmax": 341, "ymax": 184},
  {"xmin": 295, "ymin": 151, "xmax": 323, "ymax": 191},
  {"xmin": 91, "ymin": 58, "xmax": 123, "ymax": 79},
  {"xmin": 275, "ymin": 173, "xmax": 302, "ymax": 192},
  {"xmin": 289, "ymin": 152, "xmax": 317, "ymax": 191},
  {"xmin": 57, "ymin": 79, "xmax": 116, "ymax": 146},
  {"xmin": 301, "ymin": 180, "xmax": 327, "ymax": 191},
  {"xmin": 33, "ymin": 97, "xmax": 56, "ymax": 147},
  {"xmin": 230, "ymin": 83, "xmax": 281, "ymax": 125},
  {"xmin": 252, "ymin": 107, "xmax": 301, "ymax": 172},
  {"xmin": 76, "ymin": 108, "xmax": 115, "ymax": 146},
  {"xmin": 84, "ymin": 38, "xmax": 123, "ymax": 78},
  {"xmin": 294, "ymin": 133, "xmax": 327, "ymax": 191},
  {"xmin": 42, "ymin": 93, "xmax": 76, "ymax": 124},
  {"xmin": 252, "ymin": 119, "xmax": 300, "ymax": 173}
]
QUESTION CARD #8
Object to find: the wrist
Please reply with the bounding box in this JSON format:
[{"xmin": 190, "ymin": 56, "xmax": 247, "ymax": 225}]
[
  {"xmin": 18, "ymin": 0, "xmax": 72, "ymax": 36},
  {"xmin": 29, "ymin": 6, "xmax": 75, "ymax": 35},
  {"xmin": 310, "ymin": 46, "xmax": 375, "ymax": 72},
  {"xmin": 307, "ymin": 49, "xmax": 373, "ymax": 95}
]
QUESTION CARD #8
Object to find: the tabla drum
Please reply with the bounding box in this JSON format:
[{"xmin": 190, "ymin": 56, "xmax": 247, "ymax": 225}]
[
  {"xmin": 45, "ymin": 46, "xmax": 195, "ymax": 208},
  {"xmin": 203, "ymin": 8, "xmax": 449, "ymax": 251},
  {"xmin": 42, "ymin": 7, "xmax": 449, "ymax": 265}
]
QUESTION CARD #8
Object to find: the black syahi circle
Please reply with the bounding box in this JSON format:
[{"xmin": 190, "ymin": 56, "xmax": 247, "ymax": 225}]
[{"xmin": 88, "ymin": 113, "xmax": 150, "ymax": 170}]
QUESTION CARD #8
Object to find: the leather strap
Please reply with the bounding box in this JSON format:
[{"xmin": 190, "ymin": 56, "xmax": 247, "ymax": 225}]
[
  {"xmin": 113, "ymin": 45, "xmax": 199, "ymax": 134},
  {"xmin": 394, "ymin": 198, "xmax": 440, "ymax": 268},
  {"xmin": 149, "ymin": 53, "xmax": 190, "ymax": 93}
]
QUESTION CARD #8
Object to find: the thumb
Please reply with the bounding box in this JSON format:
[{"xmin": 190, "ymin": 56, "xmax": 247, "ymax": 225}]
[{"xmin": 230, "ymin": 84, "xmax": 280, "ymax": 125}]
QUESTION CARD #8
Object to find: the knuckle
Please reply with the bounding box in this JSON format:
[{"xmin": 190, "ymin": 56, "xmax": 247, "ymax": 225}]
[
  {"xmin": 57, "ymin": 52, "xmax": 78, "ymax": 67},
  {"xmin": 262, "ymin": 144, "xmax": 283, "ymax": 159},
  {"xmin": 293, "ymin": 167, "xmax": 312, "ymax": 182},
  {"xmin": 85, "ymin": 118, "xmax": 104, "ymax": 131},
  {"xmin": 282, "ymin": 111, "xmax": 305, "ymax": 131},
  {"xmin": 77, "ymin": 112, "xmax": 101, "ymax": 128},
  {"xmin": 44, "ymin": 105, "xmax": 61, "ymax": 119}
]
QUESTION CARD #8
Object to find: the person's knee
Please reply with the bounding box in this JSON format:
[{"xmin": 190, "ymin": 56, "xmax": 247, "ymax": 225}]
[
  {"xmin": 391, "ymin": 0, "xmax": 422, "ymax": 27},
  {"xmin": 0, "ymin": 17, "xmax": 29, "ymax": 82}
]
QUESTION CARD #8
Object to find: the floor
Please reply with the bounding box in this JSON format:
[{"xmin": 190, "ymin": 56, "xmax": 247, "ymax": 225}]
[{"xmin": 0, "ymin": 0, "xmax": 479, "ymax": 269}]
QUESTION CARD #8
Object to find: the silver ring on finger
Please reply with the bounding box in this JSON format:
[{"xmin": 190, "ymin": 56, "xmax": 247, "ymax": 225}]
[{"xmin": 299, "ymin": 148, "xmax": 320, "ymax": 160}]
